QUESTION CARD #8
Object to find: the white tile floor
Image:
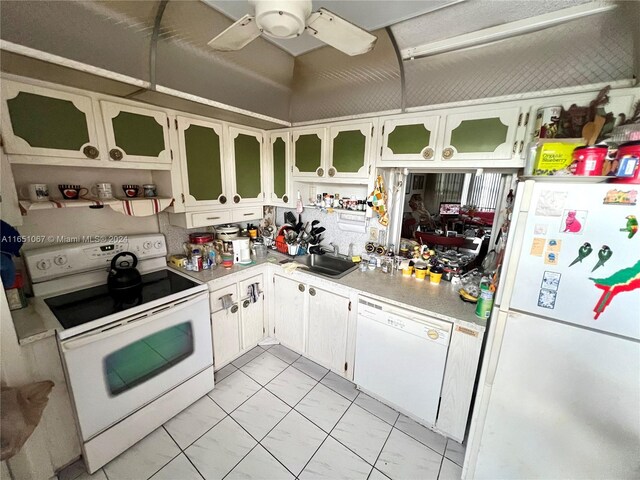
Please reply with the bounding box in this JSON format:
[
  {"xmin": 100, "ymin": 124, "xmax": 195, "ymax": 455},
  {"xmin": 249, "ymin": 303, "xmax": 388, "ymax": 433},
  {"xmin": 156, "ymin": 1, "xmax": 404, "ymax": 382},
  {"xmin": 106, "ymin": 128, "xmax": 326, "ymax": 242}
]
[{"xmin": 59, "ymin": 345, "xmax": 465, "ymax": 480}]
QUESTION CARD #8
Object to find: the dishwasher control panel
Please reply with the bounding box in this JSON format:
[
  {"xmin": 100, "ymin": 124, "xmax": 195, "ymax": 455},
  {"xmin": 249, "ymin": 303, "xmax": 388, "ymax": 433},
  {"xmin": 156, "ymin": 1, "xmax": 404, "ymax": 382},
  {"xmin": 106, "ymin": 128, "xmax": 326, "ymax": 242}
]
[{"xmin": 358, "ymin": 299, "xmax": 451, "ymax": 346}]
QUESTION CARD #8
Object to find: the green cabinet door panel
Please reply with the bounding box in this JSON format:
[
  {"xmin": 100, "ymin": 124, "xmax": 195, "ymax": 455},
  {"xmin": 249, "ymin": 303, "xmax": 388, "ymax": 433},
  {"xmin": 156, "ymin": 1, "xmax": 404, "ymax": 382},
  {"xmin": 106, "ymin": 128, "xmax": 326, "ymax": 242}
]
[
  {"xmin": 387, "ymin": 124, "xmax": 431, "ymax": 155},
  {"xmin": 7, "ymin": 92, "xmax": 90, "ymax": 150},
  {"xmin": 234, "ymin": 134, "xmax": 262, "ymax": 198},
  {"xmin": 450, "ymin": 118, "xmax": 508, "ymax": 153},
  {"xmin": 184, "ymin": 124, "xmax": 223, "ymax": 201},
  {"xmin": 332, "ymin": 130, "xmax": 366, "ymax": 173},
  {"xmin": 295, "ymin": 134, "xmax": 322, "ymax": 172},
  {"xmin": 111, "ymin": 111, "xmax": 165, "ymax": 156},
  {"xmin": 272, "ymin": 137, "xmax": 287, "ymax": 198}
]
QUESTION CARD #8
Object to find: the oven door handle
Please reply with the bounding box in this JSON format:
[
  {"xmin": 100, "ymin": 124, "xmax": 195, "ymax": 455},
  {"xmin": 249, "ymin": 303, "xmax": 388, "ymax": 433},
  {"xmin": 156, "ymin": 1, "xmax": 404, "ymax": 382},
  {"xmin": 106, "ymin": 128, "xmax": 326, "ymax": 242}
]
[{"xmin": 60, "ymin": 292, "xmax": 209, "ymax": 351}]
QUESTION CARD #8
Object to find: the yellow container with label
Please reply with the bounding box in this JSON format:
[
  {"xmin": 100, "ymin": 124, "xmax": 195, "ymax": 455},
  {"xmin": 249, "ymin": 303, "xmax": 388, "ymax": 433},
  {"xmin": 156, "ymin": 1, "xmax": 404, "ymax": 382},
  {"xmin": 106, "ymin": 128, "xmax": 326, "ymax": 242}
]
[
  {"xmin": 415, "ymin": 266, "xmax": 429, "ymax": 281},
  {"xmin": 534, "ymin": 141, "xmax": 584, "ymax": 175}
]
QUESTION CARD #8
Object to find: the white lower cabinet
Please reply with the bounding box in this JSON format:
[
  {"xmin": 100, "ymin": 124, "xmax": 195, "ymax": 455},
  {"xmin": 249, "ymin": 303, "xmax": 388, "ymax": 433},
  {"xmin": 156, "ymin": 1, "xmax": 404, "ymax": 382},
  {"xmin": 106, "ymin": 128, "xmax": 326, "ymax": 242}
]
[
  {"xmin": 239, "ymin": 275, "xmax": 265, "ymax": 348},
  {"xmin": 306, "ymin": 286, "xmax": 350, "ymax": 373},
  {"xmin": 273, "ymin": 274, "xmax": 352, "ymax": 375},
  {"xmin": 210, "ymin": 273, "xmax": 265, "ymax": 369},
  {"xmin": 273, "ymin": 275, "xmax": 306, "ymax": 352},
  {"xmin": 210, "ymin": 283, "xmax": 241, "ymax": 368}
]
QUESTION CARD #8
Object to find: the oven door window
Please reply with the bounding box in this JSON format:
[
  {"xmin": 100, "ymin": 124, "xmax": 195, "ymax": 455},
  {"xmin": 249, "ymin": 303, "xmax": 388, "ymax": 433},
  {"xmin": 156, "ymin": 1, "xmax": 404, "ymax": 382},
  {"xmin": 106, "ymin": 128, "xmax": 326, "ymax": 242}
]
[{"xmin": 104, "ymin": 322, "xmax": 194, "ymax": 395}]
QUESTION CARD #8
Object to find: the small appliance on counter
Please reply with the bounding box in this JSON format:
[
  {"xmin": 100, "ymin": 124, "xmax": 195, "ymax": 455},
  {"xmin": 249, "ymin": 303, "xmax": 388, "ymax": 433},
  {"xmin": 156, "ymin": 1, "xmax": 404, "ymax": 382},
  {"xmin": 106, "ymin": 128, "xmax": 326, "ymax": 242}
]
[{"xmin": 232, "ymin": 238, "xmax": 252, "ymax": 264}]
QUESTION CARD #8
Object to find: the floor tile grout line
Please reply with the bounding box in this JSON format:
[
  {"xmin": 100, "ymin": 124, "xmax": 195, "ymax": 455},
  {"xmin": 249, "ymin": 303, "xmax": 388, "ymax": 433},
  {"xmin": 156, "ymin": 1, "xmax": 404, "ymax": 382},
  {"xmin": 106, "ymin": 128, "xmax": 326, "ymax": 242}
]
[
  {"xmin": 436, "ymin": 452, "xmax": 446, "ymax": 480},
  {"xmin": 136, "ymin": 430, "xmax": 184, "ymax": 480},
  {"xmin": 391, "ymin": 421, "xmax": 449, "ymax": 458},
  {"xmin": 182, "ymin": 451, "xmax": 207, "ymax": 480},
  {"xmin": 368, "ymin": 413, "xmax": 401, "ymax": 477},
  {"xmin": 295, "ymin": 380, "xmax": 371, "ymax": 476},
  {"xmin": 223, "ymin": 413, "xmax": 299, "ymax": 480},
  {"xmin": 353, "ymin": 392, "xmax": 401, "ymax": 428}
]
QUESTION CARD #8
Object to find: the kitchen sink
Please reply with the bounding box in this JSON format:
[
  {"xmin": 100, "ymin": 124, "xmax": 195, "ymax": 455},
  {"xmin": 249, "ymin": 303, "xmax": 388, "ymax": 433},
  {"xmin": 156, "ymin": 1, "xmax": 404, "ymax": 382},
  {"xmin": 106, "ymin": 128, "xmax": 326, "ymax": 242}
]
[{"xmin": 293, "ymin": 254, "xmax": 358, "ymax": 279}]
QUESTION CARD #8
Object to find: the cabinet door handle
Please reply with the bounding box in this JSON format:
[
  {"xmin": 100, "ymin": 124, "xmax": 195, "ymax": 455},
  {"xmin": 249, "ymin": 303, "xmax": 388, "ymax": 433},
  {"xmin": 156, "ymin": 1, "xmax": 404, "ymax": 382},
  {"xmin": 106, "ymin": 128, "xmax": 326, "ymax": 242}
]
[
  {"xmin": 231, "ymin": 304, "xmax": 239, "ymax": 314},
  {"xmin": 316, "ymin": 167, "xmax": 324, "ymax": 177},
  {"xmin": 298, "ymin": 284, "xmax": 305, "ymax": 292},
  {"xmin": 328, "ymin": 167, "xmax": 336, "ymax": 177},
  {"xmin": 219, "ymin": 195, "xmax": 227, "ymax": 204},
  {"xmin": 243, "ymin": 300, "xmax": 250, "ymax": 308},
  {"xmin": 309, "ymin": 288, "xmax": 316, "ymax": 296},
  {"xmin": 83, "ymin": 145, "xmax": 99, "ymax": 159},
  {"xmin": 233, "ymin": 195, "xmax": 241, "ymax": 204},
  {"xmin": 207, "ymin": 216, "xmax": 221, "ymax": 220},
  {"xmin": 282, "ymin": 195, "xmax": 289, "ymax": 203},
  {"xmin": 512, "ymin": 141, "xmax": 518, "ymax": 154},
  {"xmin": 243, "ymin": 212, "xmax": 254, "ymax": 216},
  {"xmin": 421, "ymin": 147, "xmax": 434, "ymax": 160},
  {"xmin": 109, "ymin": 148, "xmax": 123, "ymax": 161},
  {"xmin": 442, "ymin": 147, "xmax": 454, "ymax": 159}
]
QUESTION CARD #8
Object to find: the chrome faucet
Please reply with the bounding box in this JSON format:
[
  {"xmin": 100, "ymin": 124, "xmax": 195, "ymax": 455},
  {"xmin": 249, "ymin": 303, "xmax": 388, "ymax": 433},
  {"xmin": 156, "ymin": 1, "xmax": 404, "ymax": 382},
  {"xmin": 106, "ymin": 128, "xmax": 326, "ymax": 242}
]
[{"xmin": 329, "ymin": 242, "xmax": 339, "ymax": 256}]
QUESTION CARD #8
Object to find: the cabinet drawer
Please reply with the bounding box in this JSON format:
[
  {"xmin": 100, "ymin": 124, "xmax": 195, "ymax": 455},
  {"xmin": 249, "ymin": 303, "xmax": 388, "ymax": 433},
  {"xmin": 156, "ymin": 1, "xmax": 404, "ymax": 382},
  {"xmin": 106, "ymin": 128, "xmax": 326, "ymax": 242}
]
[
  {"xmin": 231, "ymin": 206, "xmax": 263, "ymax": 222},
  {"xmin": 191, "ymin": 210, "xmax": 232, "ymax": 228}
]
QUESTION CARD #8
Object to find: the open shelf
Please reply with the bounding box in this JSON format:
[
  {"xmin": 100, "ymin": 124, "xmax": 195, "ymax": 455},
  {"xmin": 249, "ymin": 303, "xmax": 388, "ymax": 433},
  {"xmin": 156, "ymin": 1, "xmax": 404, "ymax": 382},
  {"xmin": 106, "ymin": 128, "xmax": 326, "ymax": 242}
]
[
  {"xmin": 19, "ymin": 196, "xmax": 174, "ymax": 217},
  {"xmin": 303, "ymin": 204, "xmax": 367, "ymax": 216}
]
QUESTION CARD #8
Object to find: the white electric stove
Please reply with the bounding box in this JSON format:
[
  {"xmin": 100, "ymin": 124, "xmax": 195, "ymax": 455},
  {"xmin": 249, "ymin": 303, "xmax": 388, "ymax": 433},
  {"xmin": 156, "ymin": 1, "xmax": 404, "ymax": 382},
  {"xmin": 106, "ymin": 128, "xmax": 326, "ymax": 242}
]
[{"xmin": 24, "ymin": 234, "xmax": 214, "ymax": 473}]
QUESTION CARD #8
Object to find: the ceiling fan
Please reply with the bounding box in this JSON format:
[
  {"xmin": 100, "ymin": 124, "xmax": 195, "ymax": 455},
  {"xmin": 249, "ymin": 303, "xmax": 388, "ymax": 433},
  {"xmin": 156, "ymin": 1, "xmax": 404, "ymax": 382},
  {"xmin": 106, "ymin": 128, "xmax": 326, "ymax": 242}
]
[{"xmin": 207, "ymin": 0, "xmax": 377, "ymax": 56}]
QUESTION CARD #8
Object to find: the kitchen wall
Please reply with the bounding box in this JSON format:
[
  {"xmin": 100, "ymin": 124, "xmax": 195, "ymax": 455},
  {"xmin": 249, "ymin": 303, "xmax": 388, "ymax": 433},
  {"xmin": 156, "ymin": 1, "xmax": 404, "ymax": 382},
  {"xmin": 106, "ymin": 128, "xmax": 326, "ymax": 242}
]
[{"xmin": 275, "ymin": 207, "xmax": 378, "ymax": 257}]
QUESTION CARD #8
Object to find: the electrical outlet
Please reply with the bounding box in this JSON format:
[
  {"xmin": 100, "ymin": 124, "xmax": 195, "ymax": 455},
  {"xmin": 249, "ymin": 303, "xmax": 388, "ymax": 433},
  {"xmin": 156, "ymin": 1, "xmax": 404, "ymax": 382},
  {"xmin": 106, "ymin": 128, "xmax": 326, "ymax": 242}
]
[{"xmin": 369, "ymin": 227, "xmax": 378, "ymax": 242}]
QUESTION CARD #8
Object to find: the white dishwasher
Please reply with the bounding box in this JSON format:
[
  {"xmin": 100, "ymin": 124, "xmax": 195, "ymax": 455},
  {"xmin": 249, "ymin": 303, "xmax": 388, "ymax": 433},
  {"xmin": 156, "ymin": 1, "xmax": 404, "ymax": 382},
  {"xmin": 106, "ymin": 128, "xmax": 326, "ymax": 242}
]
[{"xmin": 354, "ymin": 297, "xmax": 452, "ymax": 426}]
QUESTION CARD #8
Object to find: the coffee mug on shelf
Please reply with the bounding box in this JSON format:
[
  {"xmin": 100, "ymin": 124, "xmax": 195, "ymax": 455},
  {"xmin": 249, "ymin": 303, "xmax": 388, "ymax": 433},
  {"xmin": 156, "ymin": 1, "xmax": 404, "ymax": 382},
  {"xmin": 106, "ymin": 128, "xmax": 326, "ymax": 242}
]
[
  {"xmin": 20, "ymin": 184, "xmax": 49, "ymax": 202},
  {"xmin": 122, "ymin": 185, "xmax": 140, "ymax": 198},
  {"xmin": 90, "ymin": 183, "xmax": 114, "ymax": 199},
  {"xmin": 142, "ymin": 184, "xmax": 157, "ymax": 198},
  {"xmin": 58, "ymin": 184, "xmax": 88, "ymax": 200}
]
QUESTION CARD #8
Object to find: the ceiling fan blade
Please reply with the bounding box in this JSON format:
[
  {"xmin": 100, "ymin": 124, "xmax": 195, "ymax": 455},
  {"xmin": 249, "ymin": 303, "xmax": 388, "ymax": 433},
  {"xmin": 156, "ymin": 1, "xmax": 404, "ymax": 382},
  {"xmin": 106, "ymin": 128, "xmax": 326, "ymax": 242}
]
[
  {"xmin": 306, "ymin": 8, "xmax": 377, "ymax": 56},
  {"xmin": 208, "ymin": 14, "xmax": 261, "ymax": 51}
]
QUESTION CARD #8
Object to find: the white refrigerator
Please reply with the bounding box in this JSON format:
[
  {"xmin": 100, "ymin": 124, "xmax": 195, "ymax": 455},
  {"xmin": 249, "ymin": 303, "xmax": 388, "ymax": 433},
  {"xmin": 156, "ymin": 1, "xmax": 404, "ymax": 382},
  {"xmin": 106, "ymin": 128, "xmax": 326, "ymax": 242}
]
[{"xmin": 465, "ymin": 180, "xmax": 640, "ymax": 479}]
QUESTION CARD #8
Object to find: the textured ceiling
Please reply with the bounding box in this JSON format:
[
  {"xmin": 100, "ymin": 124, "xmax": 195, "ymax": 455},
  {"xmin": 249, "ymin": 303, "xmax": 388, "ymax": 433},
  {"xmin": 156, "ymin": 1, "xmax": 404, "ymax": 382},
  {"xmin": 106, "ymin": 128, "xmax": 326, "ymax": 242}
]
[
  {"xmin": 403, "ymin": 7, "xmax": 633, "ymax": 107},
  {"xmin": 0, "ymin": 0, "xmax": 635, "ymax": 126},
  {"xmin": 391, "ymin": 0, "xmax": 593, "ymax": 50}
]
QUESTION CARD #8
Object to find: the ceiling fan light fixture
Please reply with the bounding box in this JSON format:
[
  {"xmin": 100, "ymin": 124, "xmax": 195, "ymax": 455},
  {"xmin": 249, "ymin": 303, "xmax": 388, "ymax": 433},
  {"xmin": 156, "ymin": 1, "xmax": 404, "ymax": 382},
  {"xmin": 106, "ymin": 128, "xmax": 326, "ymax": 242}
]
[{"xmin": 250, "ymin": 0, "xmax": 312, "ymax": 39}]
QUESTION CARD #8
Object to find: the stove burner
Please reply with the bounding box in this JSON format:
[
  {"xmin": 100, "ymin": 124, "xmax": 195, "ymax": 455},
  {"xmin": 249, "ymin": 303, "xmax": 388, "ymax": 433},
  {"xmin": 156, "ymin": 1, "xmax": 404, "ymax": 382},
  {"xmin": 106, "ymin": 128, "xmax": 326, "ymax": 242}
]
[{"xmin": 45, "ymin": 269, "xmax": 199, "ymax": 329}]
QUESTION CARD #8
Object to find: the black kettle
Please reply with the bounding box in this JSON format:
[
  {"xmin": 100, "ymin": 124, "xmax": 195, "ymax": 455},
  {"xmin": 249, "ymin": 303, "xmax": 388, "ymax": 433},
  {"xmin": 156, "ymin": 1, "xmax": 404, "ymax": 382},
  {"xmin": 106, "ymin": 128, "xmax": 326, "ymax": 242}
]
[{"xmin": 108, "ymin": 252, "xmax": 142, "ymax": 299}]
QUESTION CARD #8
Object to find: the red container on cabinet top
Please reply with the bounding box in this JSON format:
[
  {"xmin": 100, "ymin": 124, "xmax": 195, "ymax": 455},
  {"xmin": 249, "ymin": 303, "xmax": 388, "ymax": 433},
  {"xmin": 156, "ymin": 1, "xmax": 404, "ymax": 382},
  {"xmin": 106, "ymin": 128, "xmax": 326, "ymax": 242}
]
[{"xmin": 571, "ymin": 145, "xmax": 607, "ymax": 176}]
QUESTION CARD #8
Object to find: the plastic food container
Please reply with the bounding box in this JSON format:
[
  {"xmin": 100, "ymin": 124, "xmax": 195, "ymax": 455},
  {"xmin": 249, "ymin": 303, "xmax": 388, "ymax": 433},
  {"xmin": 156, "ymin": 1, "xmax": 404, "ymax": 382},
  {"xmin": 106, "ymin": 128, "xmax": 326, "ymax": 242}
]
[
  {"xmin": 613, "ymin": 141, "xmax": 640, "ymax": 184},
  {"xmin": 571, "ymin": 145, "xmax": 607, "ymax": 176}
]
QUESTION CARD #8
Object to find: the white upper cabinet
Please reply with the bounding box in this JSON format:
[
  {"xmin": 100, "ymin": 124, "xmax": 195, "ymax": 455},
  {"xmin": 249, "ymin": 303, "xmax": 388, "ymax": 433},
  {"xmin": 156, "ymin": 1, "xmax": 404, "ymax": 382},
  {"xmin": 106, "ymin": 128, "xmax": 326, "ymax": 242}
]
[
  {"xmin": 440, "ymin": 106, "xmax": 521, "ymax": 161},
  {"xmin": 1, "ymin": 80, "xmax": 102, "ymax": 161},
  {"xmin": 379, "ymin": 115, "xmax": 440, "ymax": 164},
  {"xmin": 176, "ymin": 115, "xmax": 228, "ymax": 208},
  {"xmin": 268, "ymin": 131, "xmax": 291, "ymax": 205},
  {"xmin": 292, "ymin": 127, "xmax": 327, "ymax": 179},
  {"xmin": 100, "ymin": 101, "xmax": 172, "ymax": 164},
  {"xmin": 327, "ymin": 121, "xmax": 374, "ymax": 180},
  {"xmin": 227, "ymin": 125, "xmax": 265, "ymax": 205}
]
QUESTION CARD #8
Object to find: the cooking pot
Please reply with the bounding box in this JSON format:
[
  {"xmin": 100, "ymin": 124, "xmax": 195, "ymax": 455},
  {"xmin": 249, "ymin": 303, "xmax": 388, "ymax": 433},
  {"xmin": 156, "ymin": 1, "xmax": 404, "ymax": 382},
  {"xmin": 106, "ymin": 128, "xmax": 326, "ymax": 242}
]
[{"xmin": 108, "ymin": 252, "xmax": 142, "ymax": 299}]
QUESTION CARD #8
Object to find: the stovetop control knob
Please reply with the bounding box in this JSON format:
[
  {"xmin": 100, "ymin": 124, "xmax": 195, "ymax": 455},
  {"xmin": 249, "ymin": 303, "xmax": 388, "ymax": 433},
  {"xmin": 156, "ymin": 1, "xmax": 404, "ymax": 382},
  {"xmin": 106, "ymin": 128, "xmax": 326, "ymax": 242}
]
[
  {"xmin": 143, "ymin": 241, "xmax": 152, "ymax": 250},
  {"xmin": 37, "ymin": 259, "xmax": 51, "ymax": 270},
  {"xmin": 154, "ymin": 241, "xmax": 162, "ymax": 250},
  {"xmin": 54, "ymin": 255, "xmax": 68, "ymax": 266}
]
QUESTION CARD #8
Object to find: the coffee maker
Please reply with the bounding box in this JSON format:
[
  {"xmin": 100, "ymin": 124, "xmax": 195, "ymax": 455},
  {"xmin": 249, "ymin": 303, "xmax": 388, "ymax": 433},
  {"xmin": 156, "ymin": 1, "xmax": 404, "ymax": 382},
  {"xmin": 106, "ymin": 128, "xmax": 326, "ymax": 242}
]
[{"xmin": 231, "ymin": 238, "xmax": 251, "ymax": 264}]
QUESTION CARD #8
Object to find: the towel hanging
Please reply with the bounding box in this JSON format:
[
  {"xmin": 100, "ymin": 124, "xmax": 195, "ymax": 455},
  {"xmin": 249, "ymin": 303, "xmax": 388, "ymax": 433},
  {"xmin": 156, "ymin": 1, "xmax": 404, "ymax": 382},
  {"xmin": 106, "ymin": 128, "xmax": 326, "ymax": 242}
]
[
  {"xmin": 219, "ymin": 294, "xmax": 233, "ymax": 310},
  {"xmin": 247, "ymin": 283, "xmax": 261, "ymax": 303}
]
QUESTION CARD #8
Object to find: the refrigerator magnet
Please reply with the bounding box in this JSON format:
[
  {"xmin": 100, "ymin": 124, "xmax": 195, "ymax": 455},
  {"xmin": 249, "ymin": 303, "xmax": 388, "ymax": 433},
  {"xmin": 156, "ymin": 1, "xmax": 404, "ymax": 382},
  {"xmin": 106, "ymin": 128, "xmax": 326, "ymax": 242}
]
[
  {"xmin": 541, "ymin": 271, "xmax": 561, "ymax": 291},
  {"xmin": 591, "ymin": 245, "xmax": 613, "ymax": 272},
  {"xmin": 544, "ymin": 252, "xmax": 559, "ymax": 265},
  {"xmin": 619, "ymin": 215, "xmax": 638, "ymax": 239},
  {"xmin": 546, "ymin": 239, "xmax": 562, "ymax": 253},
  {"xmin": 602, "ymin": 188, "xmax": 637, "ymax": 205},
  {"xmin": 569, "ymin": 242, "xmax": 593, "ymax": 267},
  {"xmin": 535, "ymin": 190, "xmax": 568, "ymax": 217},
  {"xmin": 530, "ymin": 238, "xmax": 545, "ymax": 256},
  {"xmin": 537, "ymin": 289, "xmax": 557, "ymax": 309},
  {"xmin": 590, "ymin": 259, "xmax": 640, "ymax": 319},
  {"xmin": 560, "ymin": 210, "xmax": 587, "ymax": 234},
  {"xmin": 534, "ymin": 224, "xmax": 548, "ymax": 235}
]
